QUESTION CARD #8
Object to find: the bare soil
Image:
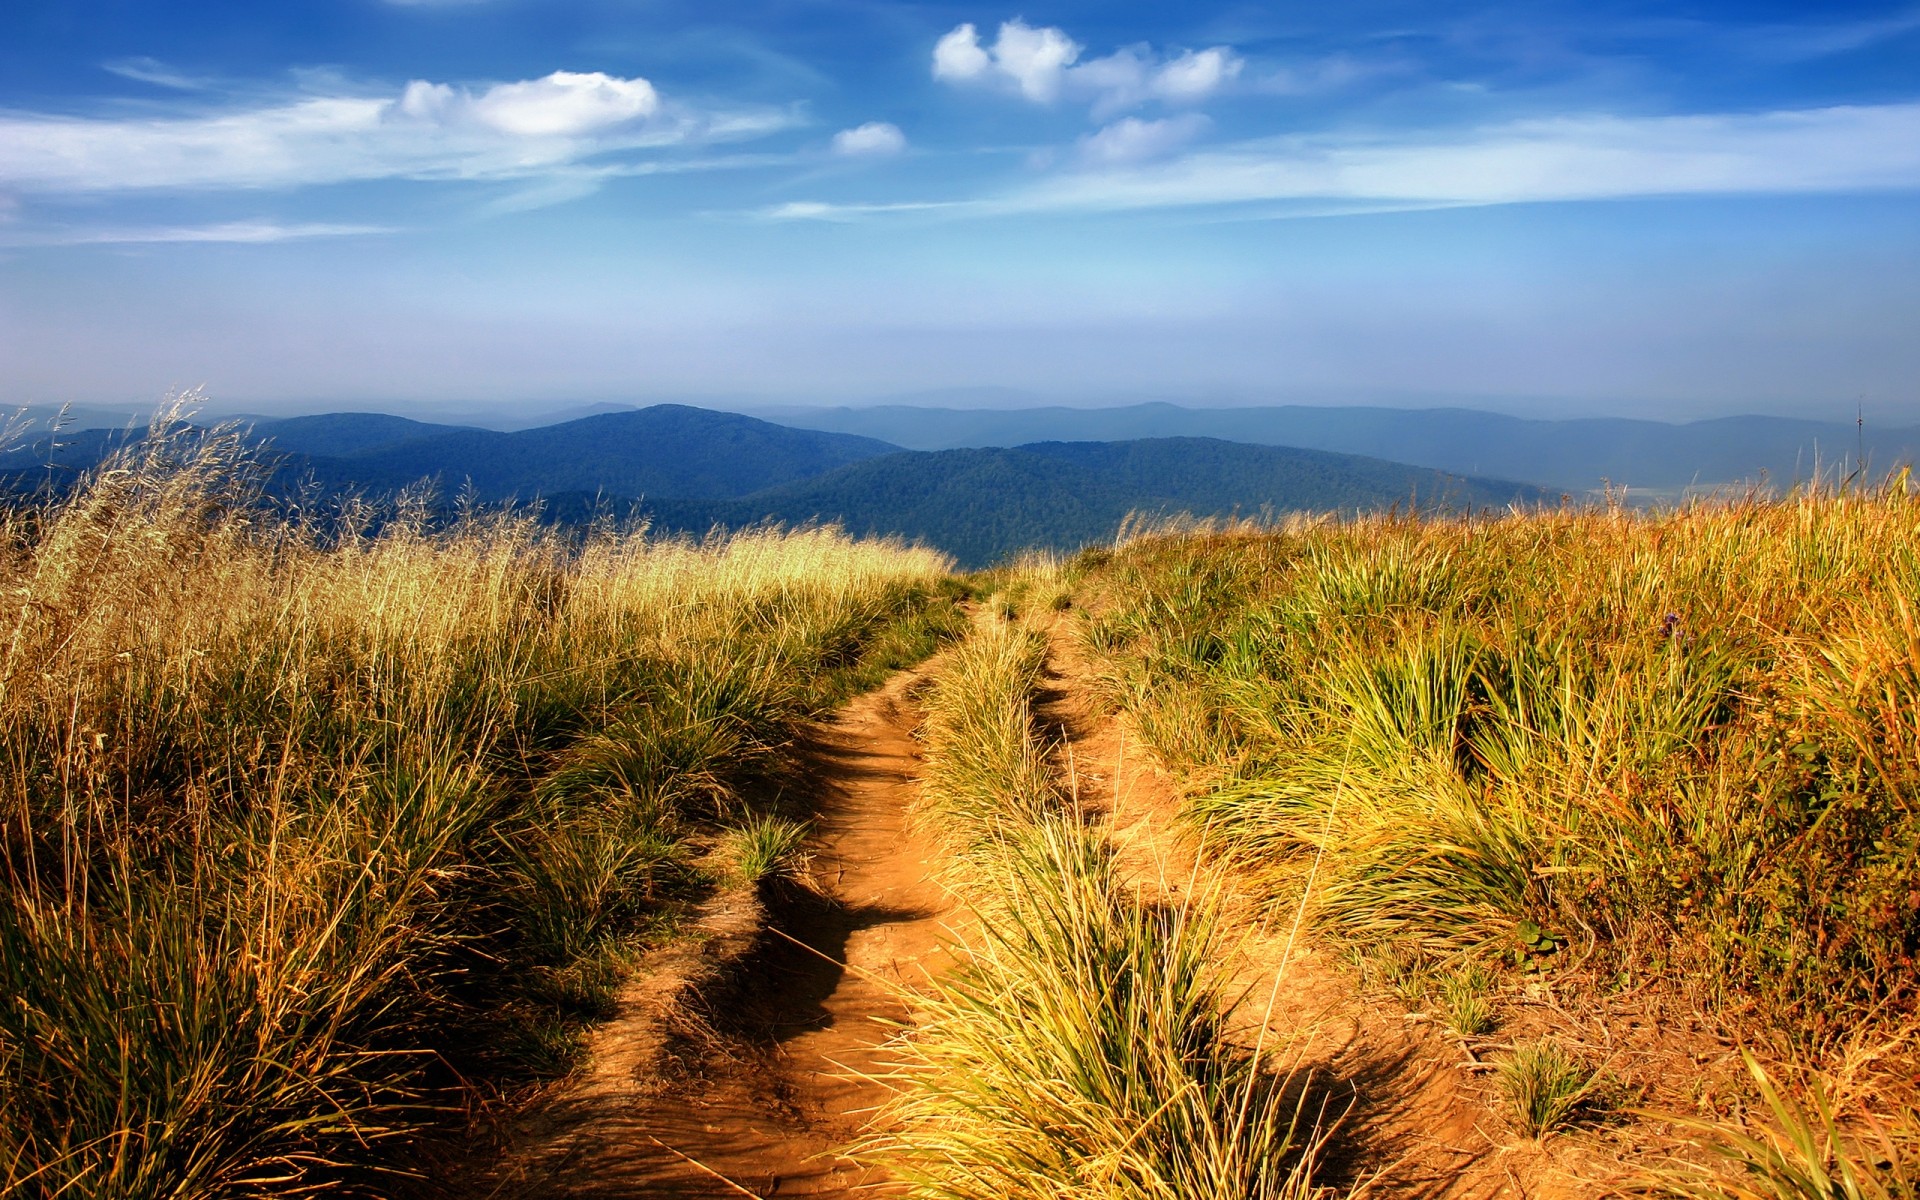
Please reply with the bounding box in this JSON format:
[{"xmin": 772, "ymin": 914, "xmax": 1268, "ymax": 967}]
[{"xmin": 485, "ymin": 666, "xmax": 952, "ymax": 1199}]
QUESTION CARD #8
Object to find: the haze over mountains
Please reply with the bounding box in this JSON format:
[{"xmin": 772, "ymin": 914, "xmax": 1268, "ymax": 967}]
[
  {"xmin": 8, "ymin": 399, "xmax": 1914, "ymax": 565},
  {"xmin": 2, "ymin": 405, "xmax": 1546, "ymax": 566},
  {"xmin": 753, "ymin": 403, "xmax": 1919, "ymax": 494}
]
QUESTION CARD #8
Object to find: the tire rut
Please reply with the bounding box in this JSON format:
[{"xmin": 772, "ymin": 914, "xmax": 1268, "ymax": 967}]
[{"xmin": 487, "ymin": 666, "xmax": 953, "ymax": 1199}]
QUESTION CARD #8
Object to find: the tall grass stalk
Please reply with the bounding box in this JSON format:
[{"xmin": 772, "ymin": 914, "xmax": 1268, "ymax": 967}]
[{"xmin": 1639, "ymin": 1055, "xmax": 1917, "ymax": 1200}]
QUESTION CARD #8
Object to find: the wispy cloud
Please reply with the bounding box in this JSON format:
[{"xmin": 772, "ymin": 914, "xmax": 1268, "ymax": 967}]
[
  {"xmin": 1729, "ymin": 6, "xmax": 1920, "ymax": 61},
  {"xmin": 1079, "ymin": 114, "xmax": 1209, "ymax": 165},
  {"xmin": 101, "ymin": 57, "xmax": 216, "ymax": 91},
  {"xmin": 1, "ymin": 220, "xmax": 395, "ymax": 247},
  {"xmin": 0, "ymin": 70, "xmax": 795, "ymax": 193},
  {"xmin": 766, "ymin": 102, "xmax": 1920, "ymax": 221}
]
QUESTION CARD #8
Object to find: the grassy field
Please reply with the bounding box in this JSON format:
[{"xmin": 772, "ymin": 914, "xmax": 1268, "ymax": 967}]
[
  {"xmin": 1062, "ymin": 491, "xmax": 1920, "ymax": 1192},
  {"xmin": 0, "ymin": 418, "xmax": 957, "ymax": 1195},
  {"xmin": 5, "ymin": 413, "xmax": 1917, "ymax": 1198}
]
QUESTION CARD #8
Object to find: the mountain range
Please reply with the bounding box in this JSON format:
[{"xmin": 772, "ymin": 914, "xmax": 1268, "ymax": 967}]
[
  {"xmin": 749, "ymin": 402, "xmax": 1918, "ymax": 494},
  {"xmin": 0, "ymin": 405, "xmax": 1544, "ymax": 567}
]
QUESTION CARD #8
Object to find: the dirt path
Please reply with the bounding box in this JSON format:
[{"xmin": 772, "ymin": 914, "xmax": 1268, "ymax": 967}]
[
  {"xmin": 1028, "ymin": 613, "xmax": 1618, "ymax": 1200},
  {"xmin": 490, "ymin": 667, "xmax": 952, "ymax": 1199},
  {"xmin": 486, "ymin": 611, "xmax": 1631, "ymax": 1198}
]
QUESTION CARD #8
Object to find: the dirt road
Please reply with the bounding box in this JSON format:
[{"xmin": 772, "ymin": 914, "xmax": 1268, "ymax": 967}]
[{"xmin": 488, "ymin": 614, "xmax": 1617, "ymax": 1199}]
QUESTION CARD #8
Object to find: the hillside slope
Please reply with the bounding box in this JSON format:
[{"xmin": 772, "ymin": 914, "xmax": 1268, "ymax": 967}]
[{"xmin": 249, "ymin": 412, "xmax": 480, "ymax": 457}]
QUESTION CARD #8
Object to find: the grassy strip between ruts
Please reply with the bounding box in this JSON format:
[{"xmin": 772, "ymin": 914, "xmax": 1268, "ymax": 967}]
[
  {"xmin": 871, "ymin": 610, "xmax": 1333, "ymax": 1200},
  {"xmin": 0, "ymin": 415, "xmax": 963, "ymax": 1198}
]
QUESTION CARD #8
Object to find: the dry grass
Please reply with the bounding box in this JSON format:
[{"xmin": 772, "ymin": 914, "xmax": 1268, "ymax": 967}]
[
  {"xmin": 0, "ymin": 409, "xmax": 954, "ymax": 1196},
  {"xmin": 1071, "ymin": 483, "xmax": 1920, "ymax": 1190}
]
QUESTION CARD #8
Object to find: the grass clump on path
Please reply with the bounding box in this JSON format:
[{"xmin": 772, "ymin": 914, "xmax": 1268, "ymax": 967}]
[
  {"xmin": 1496, "ymin": 1038, "xmax": 1597, "ymax": 1139},
  {"xmin": 879, "ymin": 616, "xmax": 1330, "ymax": 1200}
]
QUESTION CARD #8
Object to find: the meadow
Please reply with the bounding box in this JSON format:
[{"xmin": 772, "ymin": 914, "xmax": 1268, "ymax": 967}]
[
  {"xmin": 0, "ymin": 416, "xmax": 954, "ymax": 1195},
  {"xmin": 3, "ymin": 411, "xmax": 1916, "ymax": 1199}
]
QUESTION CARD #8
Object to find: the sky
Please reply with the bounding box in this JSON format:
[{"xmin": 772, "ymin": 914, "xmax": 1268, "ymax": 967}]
[{"xmin": 1, "ymin": 1, "xmax": 1918, "ymax": 422}]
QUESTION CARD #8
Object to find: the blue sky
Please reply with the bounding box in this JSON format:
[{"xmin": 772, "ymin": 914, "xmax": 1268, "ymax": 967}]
[{"xmin": 2, "ymin": 1, "xmax": 1918, "ymax": 420}]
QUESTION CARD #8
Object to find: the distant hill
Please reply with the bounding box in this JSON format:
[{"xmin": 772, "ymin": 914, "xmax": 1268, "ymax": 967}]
[
  {"xmin": 754, "ymin": 402, "xmax": 1920, "ymax": 494},
  {"xmin": 0, "ymin": 410, "xmax": 1549, "ymax": 566},
  {"xmin": 249, "ymin": 412, "xmax": 480, "ymax": 457},
  {"xmin": 1, "ymin": 405, "xmax": 903, "ymax": 504},
  {"xmin": 281, "ymin": 405, "xmax": 902, "ymax": 501},
  {"xmin": 641, "ymin": 438, "xmax": 1547, "ymax": 567}
]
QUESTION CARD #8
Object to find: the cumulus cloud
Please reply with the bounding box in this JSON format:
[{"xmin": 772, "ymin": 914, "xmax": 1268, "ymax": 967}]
[
  {"xmin": 931, "ymin": 20, "xmax": 1240, "ymax": 114},
  {"xmin": 398, "ymin": 70, "xmax": 657, "ymax": 136},
  {"xmin": 831, "ymin": 121, "xmax": 906, "ymax": 156},
  {"xmin": 933, "ymin": 19, "xmax": 1081, "ymax": 101},
  {"xmin": 0, "ymin": 70, "xmax": 784, "ymax": 193},
  {"xmin": 1079, "ymin": 114, "xmax": 1210, "ymax": 164},
  {"xmin": 932, "ymin": 23, "xmax": 993, "ymax": 82}
]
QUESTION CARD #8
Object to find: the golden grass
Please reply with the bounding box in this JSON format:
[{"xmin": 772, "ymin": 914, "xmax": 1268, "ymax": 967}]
[
  {"xmin": 1071, "ymin": 483, "xmax": 1920, "ymax": 1188},
  {"xmin": 0, "ymin": 412, "xmax": 953, "ymax": 1196}
]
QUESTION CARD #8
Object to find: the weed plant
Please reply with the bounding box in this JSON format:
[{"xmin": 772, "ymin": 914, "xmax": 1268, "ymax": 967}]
[
  {"xmin": 1496, "ymin": 1038, "xmax": 1596, "ymax": 1138},
  {"xmin": 1438, "ymin": 962, "xmax": 1498, "ymax": 1038},
  {"xmin": 0, "ymin": 413, "xmax": 953, "ymax": 1196}
]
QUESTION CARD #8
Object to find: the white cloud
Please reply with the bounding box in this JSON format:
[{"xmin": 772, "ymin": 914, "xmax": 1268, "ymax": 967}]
[
  {"xmin": 931, "ymin": 19, "xmax": 1081, "ymax": 102},
  {"xmin": 1, "ymin": 220, "xmax": 394, "ymax": 247},
  {"xmin": 931, "ymin": 20, "xmax": 1240, "ymax": 115},
  {"xmin": 395, "ymin": 72, "xmax": 657, "ymax": 136},
  {"xmin": 0, "ymin": 70, "xmax": 782, "ymax": 193},
  {"xmin": 993, "ymin": 20, "xmax": 1082, "ymax": 102},
  {"xmin": 1037, "ymin": 104, "xmax": 1920, "ymax": 212},
  {"xmin": 1153, "ymin": 48, "xmax": 1241, "ymax": 102},
  {"xmin": 831, "ymin": 121, "xmax": 906, "ymax": 156},
  {"xmin": 102, "ymin": 57, "xmax": 213, "ymax": 91},
  {"xmin": 767, "ymin": 102, "xmax": 1920, "ymax": 220},
  {"xmin": 1080, "ymin": 114, "xmax": 1210, "ymax": 164},
  {"xmin": 932, "ymin": 24, "xmax": 992, "ymax": 82}
]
